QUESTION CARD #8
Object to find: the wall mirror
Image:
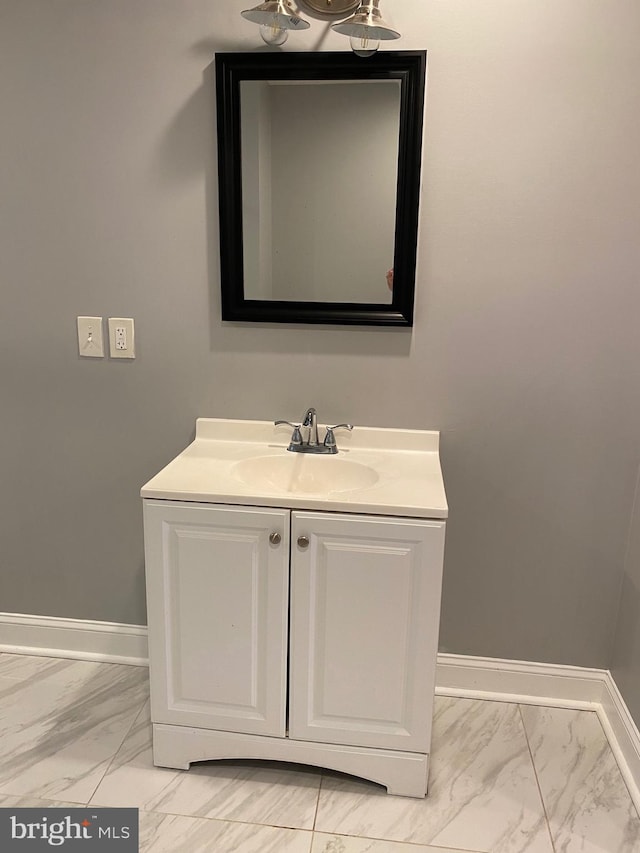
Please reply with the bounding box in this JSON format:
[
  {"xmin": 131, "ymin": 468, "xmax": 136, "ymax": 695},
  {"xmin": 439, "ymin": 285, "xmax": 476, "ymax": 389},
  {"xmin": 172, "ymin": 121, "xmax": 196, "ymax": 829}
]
[{"xmin": 215, "ymin": 51, "xmax": 426, "ymax": 326}]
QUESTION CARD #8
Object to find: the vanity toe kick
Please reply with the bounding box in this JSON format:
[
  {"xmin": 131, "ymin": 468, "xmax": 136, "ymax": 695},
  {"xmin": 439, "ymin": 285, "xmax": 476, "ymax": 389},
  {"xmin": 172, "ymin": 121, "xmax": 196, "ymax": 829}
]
[{"xmin": 152, "ymin": 724, "xmax": 430, "ymax": 798}]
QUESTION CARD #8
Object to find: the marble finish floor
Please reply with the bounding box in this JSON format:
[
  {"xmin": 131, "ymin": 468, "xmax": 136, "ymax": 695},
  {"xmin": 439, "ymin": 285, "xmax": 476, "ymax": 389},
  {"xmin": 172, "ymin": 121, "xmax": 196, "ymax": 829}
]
[{"xmin": 0, "ymin": 653, "xmax": 638, "ymax": 852}]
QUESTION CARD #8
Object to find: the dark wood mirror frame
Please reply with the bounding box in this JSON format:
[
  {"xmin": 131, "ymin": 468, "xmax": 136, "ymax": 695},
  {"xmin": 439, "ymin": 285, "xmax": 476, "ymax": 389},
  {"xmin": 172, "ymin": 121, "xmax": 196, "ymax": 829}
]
[{"xmin": 215, "ymin": 51, "xmax": 426, "ymax": 326}]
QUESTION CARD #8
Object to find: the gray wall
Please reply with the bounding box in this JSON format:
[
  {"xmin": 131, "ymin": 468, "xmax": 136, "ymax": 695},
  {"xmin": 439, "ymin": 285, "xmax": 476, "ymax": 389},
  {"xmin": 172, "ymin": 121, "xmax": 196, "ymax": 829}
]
[
  {"xmin": 612, "ymin": 466, "xmax": 640, "ymax": 722},
  {"xmin": 1, "ymin": 0, "xmax": 639, "ymax": 713}
]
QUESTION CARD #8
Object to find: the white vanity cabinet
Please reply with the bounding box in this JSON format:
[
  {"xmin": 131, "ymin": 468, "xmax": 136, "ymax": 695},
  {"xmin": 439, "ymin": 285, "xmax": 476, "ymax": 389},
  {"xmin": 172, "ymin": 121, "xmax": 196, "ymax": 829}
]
[
  {"xmin": 143, "ymin": 498, "xmax": 446, "ymax": 797},
  {"xmin": 288, "ymin": 511, "xmax": 445, "ymax": 754},
  {"xmin": 143, "ymin": 501, "xmax": 290, "ymax": 738}
]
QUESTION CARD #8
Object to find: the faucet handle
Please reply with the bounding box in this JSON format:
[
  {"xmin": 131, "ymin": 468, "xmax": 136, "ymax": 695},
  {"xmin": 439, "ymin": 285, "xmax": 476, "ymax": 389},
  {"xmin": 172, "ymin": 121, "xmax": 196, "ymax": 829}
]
[
  {"xmin": 324, "ymin": 423, "xmax": 353, "ymax": 449},
  {"xmin": 274, "ymin": 420, "xmax": 303, "ymax": 446}
]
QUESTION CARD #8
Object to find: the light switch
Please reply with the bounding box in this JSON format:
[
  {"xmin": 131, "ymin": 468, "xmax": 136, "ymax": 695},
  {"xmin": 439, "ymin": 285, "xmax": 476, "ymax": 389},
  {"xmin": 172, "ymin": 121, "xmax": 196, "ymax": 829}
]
[
  {"xmin": 108, "ymin": 318, "xmax": 135, "ymax": 359},
  {"xmin": 77, "ymin": 317, "xmax": 104, "ymax": 357}
]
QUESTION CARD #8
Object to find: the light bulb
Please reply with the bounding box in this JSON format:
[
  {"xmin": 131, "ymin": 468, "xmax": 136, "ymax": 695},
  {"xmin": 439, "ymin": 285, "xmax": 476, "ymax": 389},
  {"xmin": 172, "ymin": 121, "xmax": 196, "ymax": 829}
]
[
  {"xmin": 349, "ymin": 31, "xmax": 380, "ymax": 57},
  {"xmin": 259, "ymin": 18, "xmax": 289, "ymax": 45}
]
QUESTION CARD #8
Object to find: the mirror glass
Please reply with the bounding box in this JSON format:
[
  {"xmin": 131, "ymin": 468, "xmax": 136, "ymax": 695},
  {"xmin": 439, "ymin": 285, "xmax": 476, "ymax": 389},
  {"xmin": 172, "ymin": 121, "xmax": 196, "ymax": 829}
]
[
  {"xmin": 215, "ymin": 52, "xmax": 426, "ymax": 326},
  {"xmin": 240, "ymin": 79, "xmax": 400, "ymax": 304}
]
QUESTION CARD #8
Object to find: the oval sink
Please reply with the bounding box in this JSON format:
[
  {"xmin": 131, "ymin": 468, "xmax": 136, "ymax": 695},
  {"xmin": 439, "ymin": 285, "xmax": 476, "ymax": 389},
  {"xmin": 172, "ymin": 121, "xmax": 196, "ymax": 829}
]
[{"xmin": 232, "ymin": 454, "xmax": 379, "ymax": 496}]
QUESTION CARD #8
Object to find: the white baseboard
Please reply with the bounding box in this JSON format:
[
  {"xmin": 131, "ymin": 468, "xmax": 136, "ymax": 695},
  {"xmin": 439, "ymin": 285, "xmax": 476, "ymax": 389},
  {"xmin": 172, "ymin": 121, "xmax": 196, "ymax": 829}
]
[
  {"xmin": 0, "ymin": 613, "xmax": 637, "ymax": 812},
  {"xmin": 435, "ymin": 652, "xmax": 607, "ymax": 707},
  {"xmin": 598, "ymin": 671, "xmax": 640, "ymax": 816},
  {"xmin": 0, "ymin": 612, "xmax": 148, "ymax": 666}
]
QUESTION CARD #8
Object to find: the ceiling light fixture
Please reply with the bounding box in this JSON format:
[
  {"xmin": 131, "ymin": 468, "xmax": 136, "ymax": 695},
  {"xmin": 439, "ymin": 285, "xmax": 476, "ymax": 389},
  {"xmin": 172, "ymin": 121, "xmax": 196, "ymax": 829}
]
[{"xmin": 240, "ymin": 0, "xmax": 400, "ymax": 55}]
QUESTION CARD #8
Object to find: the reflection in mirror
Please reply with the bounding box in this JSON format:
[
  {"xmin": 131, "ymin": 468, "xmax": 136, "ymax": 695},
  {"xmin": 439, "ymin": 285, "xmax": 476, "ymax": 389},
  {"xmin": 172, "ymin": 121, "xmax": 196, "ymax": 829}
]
[
  {"xmin": 240, "ymin": 80, "xmax": 400, "ymax": 304},
  {"xmin": 216, "ymin": 51, "xmax": 426, "ymax": 326}
]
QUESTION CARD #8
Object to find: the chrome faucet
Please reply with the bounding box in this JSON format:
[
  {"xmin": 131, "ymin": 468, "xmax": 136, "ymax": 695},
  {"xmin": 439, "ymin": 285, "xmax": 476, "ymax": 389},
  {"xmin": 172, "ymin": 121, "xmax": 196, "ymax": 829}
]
[
  {"xmin": 275, "ymin": 408, "xmax": 353, "ymax": 454},
  {"xmin": 302, "ymin": 407, "xmax": 319, "ymax": 447}
]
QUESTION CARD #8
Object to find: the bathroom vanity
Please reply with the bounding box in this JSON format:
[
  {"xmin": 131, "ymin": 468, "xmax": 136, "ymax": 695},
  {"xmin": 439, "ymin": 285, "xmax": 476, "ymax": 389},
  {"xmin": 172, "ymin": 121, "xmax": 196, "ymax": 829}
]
[{"xmin": 141, "ymin": 417, "xmax": 447, "ymax": 797}]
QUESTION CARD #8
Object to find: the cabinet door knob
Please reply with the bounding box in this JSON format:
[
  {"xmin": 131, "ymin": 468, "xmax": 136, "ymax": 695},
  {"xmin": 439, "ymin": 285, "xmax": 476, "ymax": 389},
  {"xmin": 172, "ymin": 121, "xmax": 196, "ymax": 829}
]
[
  {"xmin": 297, "ymin": 535, "xmax": 310, "ymax": 549},
  {"xmin": 269, "ymin": 532, "xmax": 282, "ymax": 545}
]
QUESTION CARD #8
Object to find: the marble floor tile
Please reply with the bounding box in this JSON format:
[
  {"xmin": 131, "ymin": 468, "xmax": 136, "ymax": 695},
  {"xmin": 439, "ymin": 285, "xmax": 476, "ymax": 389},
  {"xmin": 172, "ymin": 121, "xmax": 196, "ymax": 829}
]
[
  {"xmin": 520, "ymin": 705, "xmax": 640, "ymax": 853},
  {"xmin": 0, "ymin": 795, "xmax": 312, "ymax": 853},
  {"xmin": 0, "ymin": 660, "xmax": 148, "ymax": 803},
  {"xmin": 90, "ymin": 702, "xmax": 322, "ymax": 830},
  {"xmin": 0, "ymin": 653, "xmax": 79, "ymax": 680},
  {"xmin": 139, "ymin": 811, "xmax": 313, "ymax": 853},
  {"xmin": 0, "ymin": 794, "xmax": 83, "ymax": 808},
  {"xmin": 314, "ymin": 696, "xmax": 553, "ymax": 853},
  {"xmin": 3, "ymin": 654, "xmax": 639, "ymax": 853},
  {"xmin": 311, "ymin": 832, "xmax": 485, "ymax": 853}
]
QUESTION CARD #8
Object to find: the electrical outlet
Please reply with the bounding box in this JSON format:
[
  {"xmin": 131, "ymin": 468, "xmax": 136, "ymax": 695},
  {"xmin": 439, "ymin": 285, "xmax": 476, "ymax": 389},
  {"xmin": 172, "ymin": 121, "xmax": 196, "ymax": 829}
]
[
  {"xmin": 77, "ymin": 317, "xmax": 104, "ymax": 357},
  {"xmin": 115, "ymin": 326, "xmax": 127, "ymax": 350},
  {"xmin": 108, "ymin": 317, "xmax": 135, "ymax": 358}
]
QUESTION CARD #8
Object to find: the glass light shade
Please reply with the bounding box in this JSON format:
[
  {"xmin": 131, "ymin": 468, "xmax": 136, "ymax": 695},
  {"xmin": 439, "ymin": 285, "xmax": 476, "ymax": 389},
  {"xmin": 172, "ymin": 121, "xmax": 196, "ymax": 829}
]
[
  {"xmin": 259, "ymin": 21, "xmax": 289, "ymax": 45},
  {"xmin": 331, "ymin": 1, "xmax": 400, "ymax": 48},
  {"xmin": 241, "ymin": 1, "xmax": 310, "ymax": 31},
  {"xmin": 349, "ymin": 32, "xmax": 380, "ymax": 57}
]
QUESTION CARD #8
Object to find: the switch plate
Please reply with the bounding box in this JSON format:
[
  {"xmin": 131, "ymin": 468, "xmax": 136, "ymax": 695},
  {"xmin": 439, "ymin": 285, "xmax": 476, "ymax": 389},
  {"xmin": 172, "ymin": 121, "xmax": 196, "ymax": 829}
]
[
  {"xmin": 77, "ymin": 316, "xmax": 104, "ymax": 357},
  {"xmin": 108, "ymin": 317, "xmax": 135, "ymax": 359}
]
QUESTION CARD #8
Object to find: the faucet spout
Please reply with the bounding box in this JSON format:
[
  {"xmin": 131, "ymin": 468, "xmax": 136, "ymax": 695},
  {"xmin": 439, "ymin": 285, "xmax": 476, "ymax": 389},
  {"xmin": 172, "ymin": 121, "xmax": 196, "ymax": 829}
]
[{"xmin": 302, "ymin": 407, "xmax": 319, "ymax": 446}]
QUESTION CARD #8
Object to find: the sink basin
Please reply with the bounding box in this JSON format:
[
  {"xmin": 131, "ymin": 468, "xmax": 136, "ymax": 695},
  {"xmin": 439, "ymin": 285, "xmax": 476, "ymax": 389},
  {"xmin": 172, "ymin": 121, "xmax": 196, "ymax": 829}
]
[
  {"xmin": 232, "ymin": 454, "xmax": 379, "ymax": 496},
  {"xmin": 141, "ymin": 418, "xmax": 448, "ymax": 519}
]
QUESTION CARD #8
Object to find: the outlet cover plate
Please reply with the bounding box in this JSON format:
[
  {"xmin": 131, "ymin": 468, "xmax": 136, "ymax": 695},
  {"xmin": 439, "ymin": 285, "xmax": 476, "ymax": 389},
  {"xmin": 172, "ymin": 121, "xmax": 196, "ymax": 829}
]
[{"xmin": 108, "ymin": 317, "xmax": 135, "ymax": 359}]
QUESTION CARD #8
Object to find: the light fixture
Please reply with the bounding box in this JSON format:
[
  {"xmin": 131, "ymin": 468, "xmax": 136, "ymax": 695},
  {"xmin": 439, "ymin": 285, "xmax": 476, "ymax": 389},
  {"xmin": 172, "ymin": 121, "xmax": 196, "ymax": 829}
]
[
  {"xmin": 240, "ymin": 1, "xmax": 310, "ymax": 47},
  {"xmin": 331, "ymin": 1, "xmax": 400, "ymax": 57},
  {"xmin": 240, "ymin": 0, "xmax": 401, "ymax": 55}
]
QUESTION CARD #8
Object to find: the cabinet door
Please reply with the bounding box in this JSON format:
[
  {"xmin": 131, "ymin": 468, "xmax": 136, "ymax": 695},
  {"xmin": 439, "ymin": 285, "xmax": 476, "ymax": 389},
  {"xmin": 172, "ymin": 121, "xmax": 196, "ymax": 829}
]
[
  {"xmin": 289, "ymin": 511, "xmax": 445, "ymax": 752},
  {"xmin": 144, "ymin": 500, "xmax": 290, "ymax": 737}
]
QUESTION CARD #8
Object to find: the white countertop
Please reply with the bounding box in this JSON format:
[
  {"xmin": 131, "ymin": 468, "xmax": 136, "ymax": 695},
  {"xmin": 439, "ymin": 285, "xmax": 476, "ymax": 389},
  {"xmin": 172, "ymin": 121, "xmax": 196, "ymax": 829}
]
[{"xmin": 141, "ymin": 418, "xmax": 448, "ymax": 519}]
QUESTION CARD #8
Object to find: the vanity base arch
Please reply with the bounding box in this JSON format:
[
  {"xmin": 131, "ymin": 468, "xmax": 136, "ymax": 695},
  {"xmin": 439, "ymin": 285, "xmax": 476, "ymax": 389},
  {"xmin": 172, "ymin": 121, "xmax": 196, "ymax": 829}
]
[{"xmin": 152, "ymin": 723, "xmax": 429, "ymax": 798}]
